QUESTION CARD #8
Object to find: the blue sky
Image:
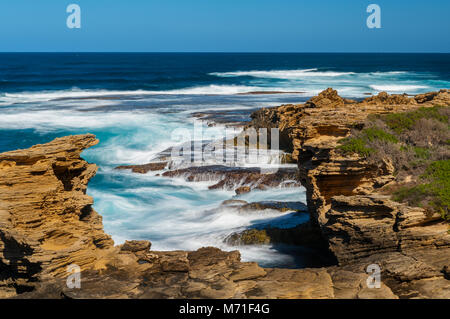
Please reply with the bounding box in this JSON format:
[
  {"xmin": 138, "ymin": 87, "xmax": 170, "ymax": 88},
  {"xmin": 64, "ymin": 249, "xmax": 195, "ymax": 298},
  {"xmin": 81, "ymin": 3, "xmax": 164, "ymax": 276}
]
[{"xmin": 0, "ymin": 0, "xmax": 449, "ymax": 52}]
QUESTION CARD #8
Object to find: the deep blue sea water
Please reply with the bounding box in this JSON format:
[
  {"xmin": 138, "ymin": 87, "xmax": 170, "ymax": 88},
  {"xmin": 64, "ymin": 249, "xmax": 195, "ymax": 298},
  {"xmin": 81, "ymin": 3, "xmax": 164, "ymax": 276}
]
[{"xmin": 1, "ymin": 53, "xmax": 449, "ymax": 268}]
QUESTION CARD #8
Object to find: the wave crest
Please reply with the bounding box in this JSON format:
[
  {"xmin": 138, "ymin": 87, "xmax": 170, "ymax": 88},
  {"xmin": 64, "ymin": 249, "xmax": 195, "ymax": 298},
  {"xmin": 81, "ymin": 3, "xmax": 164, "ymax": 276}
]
[
  {"xmin": 210, "ymin": 68, "xmax": 356, "ymax": 79},
  {"xmin": 369, "ymin": 84, "xmax": 429, "ymax": 92}
]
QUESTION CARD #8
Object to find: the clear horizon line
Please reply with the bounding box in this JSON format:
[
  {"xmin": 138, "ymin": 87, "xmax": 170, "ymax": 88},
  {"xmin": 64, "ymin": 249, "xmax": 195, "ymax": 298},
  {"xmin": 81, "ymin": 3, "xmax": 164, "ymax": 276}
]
[{"xmin": 0, "ymin": 51, "xmax": 449, "ymax": 54}]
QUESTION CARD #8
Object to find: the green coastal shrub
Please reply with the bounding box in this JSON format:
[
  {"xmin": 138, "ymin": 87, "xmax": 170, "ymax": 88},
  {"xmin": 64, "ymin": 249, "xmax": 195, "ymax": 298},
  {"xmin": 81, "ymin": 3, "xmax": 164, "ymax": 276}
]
[
  {"xmin": 392, "ymin": 160, "xmax": 449, "ymax": 220},
  {"xmin": 338, "ymin": 127, "xmax": 397, "ymax": 157},
  {"xmin": 339, "ymin": 105, "xmax": 449, "ymax": 222},
  {"xmin": 392, "ymin": 184, "xmax": 432, "ymax": 208},
  {"xmin": 338, "ymin": 137, "xmax": 374, "ymax": 157},
  {"xmin": 363, "ymin": 127, "xmax": 398, "ymax": 143},
  {"xmin": 382, "ymin": 106, "xmax": 448, "ymax": 134},
  {"xmin": 413, "ymin": 147, "xmax": 431, "ymax": 160},
  {"xmin": 424, "ymin": 160, "xmax": 450, "ymax": 219}
]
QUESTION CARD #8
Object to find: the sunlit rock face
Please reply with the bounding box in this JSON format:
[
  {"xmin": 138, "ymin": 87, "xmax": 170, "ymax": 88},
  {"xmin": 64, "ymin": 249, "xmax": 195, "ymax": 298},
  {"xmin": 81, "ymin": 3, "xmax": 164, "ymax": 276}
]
[
  {"xmin": 247, "ymin": 89, "xmax": 450, "ymax": 298},
  {"xmin": 0, "ymin": 134, "xmax": 115, "ymax": 296}
]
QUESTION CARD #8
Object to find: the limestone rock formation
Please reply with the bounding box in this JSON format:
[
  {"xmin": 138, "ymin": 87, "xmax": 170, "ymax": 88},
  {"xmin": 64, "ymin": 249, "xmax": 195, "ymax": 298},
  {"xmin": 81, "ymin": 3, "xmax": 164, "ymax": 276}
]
[
  {"xmin": 248, "ymin": 88, "xmax": 450, "ymax": 297},
  {"xmin": 304, "ymin": 87, "xmax": 355, "ymax": 108},
  {"xmin": 17, "ymin": 245, "xmax": 397, "ymax": 299},
  {"xmin": 325, "ymin": 195, "xmax": 450, "ymax": 263},
  {"xmin": 0, "ymin": 134, "xmax": 115, "ymax": 297}
]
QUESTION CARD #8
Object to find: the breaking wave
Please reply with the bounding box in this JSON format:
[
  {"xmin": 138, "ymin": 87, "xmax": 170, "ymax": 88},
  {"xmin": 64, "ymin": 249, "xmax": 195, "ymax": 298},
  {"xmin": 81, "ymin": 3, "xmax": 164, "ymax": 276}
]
[
  {"xmin": 369, "ymin": 84, "xmax": 429, "ymax": 92},
  {"xmin": 210, "ymin": 68, "xmax": 356, "ymax": 78}
]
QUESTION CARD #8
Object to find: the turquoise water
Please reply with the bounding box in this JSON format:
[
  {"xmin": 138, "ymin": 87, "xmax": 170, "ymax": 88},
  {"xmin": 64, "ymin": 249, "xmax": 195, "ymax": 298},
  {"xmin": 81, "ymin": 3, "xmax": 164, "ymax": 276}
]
[{"xmin": 0, "ymin": 93, "xmax": 311, "ymax": 267}]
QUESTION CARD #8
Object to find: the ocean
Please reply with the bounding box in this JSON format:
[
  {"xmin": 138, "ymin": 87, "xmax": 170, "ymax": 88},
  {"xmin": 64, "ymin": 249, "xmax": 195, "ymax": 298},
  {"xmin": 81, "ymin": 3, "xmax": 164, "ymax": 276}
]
[{"xmin": 1, "ymin": 53, "xmax": 449, "ymax": 268}]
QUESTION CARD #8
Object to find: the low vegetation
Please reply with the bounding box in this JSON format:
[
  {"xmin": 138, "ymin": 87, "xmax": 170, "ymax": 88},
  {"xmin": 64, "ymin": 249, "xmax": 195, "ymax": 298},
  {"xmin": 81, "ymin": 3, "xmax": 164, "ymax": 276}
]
[{"xmin": 338, "ymin": 106, "xmax": 450, "ymax": 221}]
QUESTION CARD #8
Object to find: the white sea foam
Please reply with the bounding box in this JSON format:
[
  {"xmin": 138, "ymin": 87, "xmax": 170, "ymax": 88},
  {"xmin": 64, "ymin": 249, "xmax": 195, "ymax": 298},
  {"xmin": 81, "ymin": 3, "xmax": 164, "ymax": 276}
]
[
  {"xmin": 0, "ymin": 68, "xmax": 445, "ymax": 108},
  {"xmin": 369, "ymin": 71, "xmax": 408, "ymax": 75},
  {"xmin": 0, "ymin": 85, "xmax": 287, "ymax": 106},
  {"xmin": 0, "ymin": 109, "xmax": 156, "ymax": 131},
  {"xmin": 89, "ymin": 181, "xmax": 308, "ymax": 267},
  {"xmin": 0, "ymin": 89, "xmax": 151, "ymax": 105},
  {"xmin": 157, "ymin": 84, "xmax": 261, "ymax": 95},
  {"xmin": 369, "ymin": 84, "xmax": 429, "ymax": 92},
  {"xmin": 210, "ymin": 69, "xmax": 356, "ymax": 79}
]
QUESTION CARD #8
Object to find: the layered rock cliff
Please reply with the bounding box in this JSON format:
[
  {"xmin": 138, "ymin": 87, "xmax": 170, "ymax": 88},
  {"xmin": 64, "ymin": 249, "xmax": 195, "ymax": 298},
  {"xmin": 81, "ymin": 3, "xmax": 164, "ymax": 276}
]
[
  {"xmin": 249, "ymin": 89, "xmax": 450, "ymax": 298},
  {"xmin": 0, "ymin": 135, "xmax": 116, "ymax": 297}
]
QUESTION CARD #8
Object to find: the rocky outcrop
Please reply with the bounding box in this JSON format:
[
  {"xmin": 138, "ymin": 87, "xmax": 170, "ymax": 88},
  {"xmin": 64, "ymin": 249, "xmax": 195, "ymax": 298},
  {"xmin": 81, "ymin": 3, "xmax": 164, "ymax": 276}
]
[
  {"xmin": 221, "ymin": 200, "xmax": 307, "ymax": 213},
  {"xmin": 16, "ymin": 245, "xmax": 398, "ymax": 299},
  {"xmin": 115, "ymin": 162, "xmax": 168, "ymax": 173},
  {"xmin": 249, "ymin": 89, "xmax": 450, "ymax": 297},
  {"xmin": 115, "ymin": 163, "xmax": 301, "ymax": 193},
  {"xmin": 250, "ymin": 88, "xmax": 450, "ymax": 223},
  {"xmin": 0, "ymin": 134, "xmax": 396, "ymax": 299},
  {"xmin": 220, "ymin": 200, "xmax": 325, "ymax": 247},
  {"xmin": 304, "ymin": 87, "xmax": 356, "ymax": 108},
  {"xmin": 161, "ymin": 165, "xmax": 301, "ymax": 192},
  {"xmin": 0, "ymin": 134, "xmax": 115, "ymax": 297},
  {"xmin": 324, "ymin": 195, "xmax": 450, "ymax": 263},
  {"xmin": 224, "ymin": 222, "xmax": 329, "ymax": 249}
]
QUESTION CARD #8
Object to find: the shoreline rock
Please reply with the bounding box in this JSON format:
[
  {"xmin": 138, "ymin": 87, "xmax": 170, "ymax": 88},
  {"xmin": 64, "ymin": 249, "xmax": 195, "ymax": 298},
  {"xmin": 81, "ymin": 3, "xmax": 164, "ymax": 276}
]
[
  {"xmin": 115, "ymin": 162, "xmax": 168, "ymax": 173},
  {"xmin": 0, "ymin": 134, "xmax": 115, "ymax": 296},
  {"xmin": 248, "ymin": 88, "xmax": 450, "ymax": 297},
  {"xmin": 161, "ymin": 165, "xmax": 301, "ymax": 192}
]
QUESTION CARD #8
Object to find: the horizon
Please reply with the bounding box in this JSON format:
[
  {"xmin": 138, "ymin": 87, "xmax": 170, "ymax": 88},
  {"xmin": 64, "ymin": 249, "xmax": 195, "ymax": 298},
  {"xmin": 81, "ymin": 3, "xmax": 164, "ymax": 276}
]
[{"xmin": 1, "ymin": 52, "xmax": 450, "ymax": 54}]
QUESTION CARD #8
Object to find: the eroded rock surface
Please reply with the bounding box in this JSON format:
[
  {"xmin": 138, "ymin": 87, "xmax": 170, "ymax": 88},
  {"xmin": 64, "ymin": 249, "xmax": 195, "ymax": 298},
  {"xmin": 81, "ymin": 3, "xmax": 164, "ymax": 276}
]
[
  {"xmin": 17, "ymin": 246, "xmax": 396, "ymax": 299},
  {"xmin": 0, "ymin": 134, "xmax": 395, "ymax": 299},
  {"xmin": 0, "ymin": 134, "xmax": 114, "ymax": 297},
  {"xmin": 249, "ymin": 89, "xmax": 450, "ymax": 297}
]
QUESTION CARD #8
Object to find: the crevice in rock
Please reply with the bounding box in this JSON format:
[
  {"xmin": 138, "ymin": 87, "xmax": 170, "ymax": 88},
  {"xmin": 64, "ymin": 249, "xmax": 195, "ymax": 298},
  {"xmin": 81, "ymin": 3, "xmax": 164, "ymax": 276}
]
[
  {"xmin": 0, "ymin": 231, "xmax": 42, "ymax": 294},
  {"xmin": 442, "ymin": 266, "xmax": 450, "ymax": 280},
  {"xmin": 30, "ymin": 171, "xmax": 46, "ymax": 176},
  {"xmin": 79, "ymin": 205, "xmax": 93, "ymax": 221},
  {"xmin": 51, "ymin": 164, "xmax": 84, "ymax": 191}
]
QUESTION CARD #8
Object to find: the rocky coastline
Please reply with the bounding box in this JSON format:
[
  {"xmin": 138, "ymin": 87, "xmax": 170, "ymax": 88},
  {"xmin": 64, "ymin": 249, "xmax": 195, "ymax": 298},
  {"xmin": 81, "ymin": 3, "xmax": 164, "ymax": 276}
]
[
  {"xmin": 1, "ymin": 89, "xmax": 449, "ymax": 298},
  {"xmin": 248, "ymin": 88, "xmax": 450, "ymax": 298}
]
